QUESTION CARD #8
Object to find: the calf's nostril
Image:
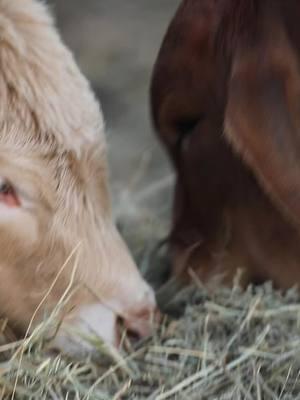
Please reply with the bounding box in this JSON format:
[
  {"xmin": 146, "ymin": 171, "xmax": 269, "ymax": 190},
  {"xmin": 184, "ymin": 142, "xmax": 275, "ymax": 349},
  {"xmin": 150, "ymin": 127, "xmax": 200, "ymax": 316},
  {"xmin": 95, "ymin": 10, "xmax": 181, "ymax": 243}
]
[
  {"xmin": 118, "ymin": 307, "xmax": 162, "ymax": 342},
  {"xmin": 116, "ymin": 316, "xmax": 140, "ymax": 344}
]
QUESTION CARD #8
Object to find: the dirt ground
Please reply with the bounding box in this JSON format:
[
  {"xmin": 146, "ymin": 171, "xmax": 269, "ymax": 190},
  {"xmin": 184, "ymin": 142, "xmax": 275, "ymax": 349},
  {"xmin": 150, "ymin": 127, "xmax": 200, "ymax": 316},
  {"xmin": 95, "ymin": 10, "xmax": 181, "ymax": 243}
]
[{"xmin": 48, "ymin": 1, "xmax": 180, "ymax": 249}]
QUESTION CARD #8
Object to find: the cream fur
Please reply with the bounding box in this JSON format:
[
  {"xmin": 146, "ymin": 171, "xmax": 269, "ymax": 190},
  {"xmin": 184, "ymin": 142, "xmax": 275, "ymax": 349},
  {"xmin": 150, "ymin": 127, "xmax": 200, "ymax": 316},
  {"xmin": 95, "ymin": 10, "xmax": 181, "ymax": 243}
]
[{"xmin": 0, "ymin": 0, "xmax": 156, "ymax": 355}]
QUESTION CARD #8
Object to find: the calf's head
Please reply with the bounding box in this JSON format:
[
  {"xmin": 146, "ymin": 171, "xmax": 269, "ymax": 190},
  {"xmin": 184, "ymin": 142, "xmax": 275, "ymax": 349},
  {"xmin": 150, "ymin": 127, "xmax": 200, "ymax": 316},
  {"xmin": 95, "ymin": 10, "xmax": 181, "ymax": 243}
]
[
  {"xmin": 0, "ymin": 0, "xmax": 157, "ymax": 355},
  {"xmin": 151, "ymin": 0, "xmax": 300, "ymax": 285}
]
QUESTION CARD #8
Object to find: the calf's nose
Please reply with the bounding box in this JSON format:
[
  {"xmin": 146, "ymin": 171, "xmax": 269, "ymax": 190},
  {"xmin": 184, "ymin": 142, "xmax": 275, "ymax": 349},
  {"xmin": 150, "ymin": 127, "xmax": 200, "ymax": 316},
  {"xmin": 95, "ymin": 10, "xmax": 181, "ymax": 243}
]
[{"xmin": 120, "ymin": 287, "xmax": 161, "ymax": 338}]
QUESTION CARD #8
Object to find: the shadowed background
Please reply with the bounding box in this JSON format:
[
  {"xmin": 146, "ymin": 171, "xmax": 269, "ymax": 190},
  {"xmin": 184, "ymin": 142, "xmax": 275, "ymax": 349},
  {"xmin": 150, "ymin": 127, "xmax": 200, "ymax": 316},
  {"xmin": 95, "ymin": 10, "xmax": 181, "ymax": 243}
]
[{"xmin": 48, "ymin": 1, "xmax": 181, "ymax": 259}]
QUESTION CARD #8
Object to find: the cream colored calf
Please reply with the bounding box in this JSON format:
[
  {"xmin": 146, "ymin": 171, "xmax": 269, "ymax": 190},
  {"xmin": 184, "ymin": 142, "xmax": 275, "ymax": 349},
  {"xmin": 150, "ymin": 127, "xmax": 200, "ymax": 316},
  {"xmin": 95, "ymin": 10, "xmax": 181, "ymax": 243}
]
[{"xmin": 0, "ymin": 0, "xmax": 157, "ymax": 356}]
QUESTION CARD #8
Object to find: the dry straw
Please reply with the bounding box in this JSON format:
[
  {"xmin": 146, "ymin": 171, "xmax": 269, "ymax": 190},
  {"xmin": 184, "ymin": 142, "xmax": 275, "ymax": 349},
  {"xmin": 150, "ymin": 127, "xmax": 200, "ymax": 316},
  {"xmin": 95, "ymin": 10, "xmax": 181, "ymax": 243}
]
[{"xmin": 1, "ymin": 276, "xmax": 300, "ymax": 399}]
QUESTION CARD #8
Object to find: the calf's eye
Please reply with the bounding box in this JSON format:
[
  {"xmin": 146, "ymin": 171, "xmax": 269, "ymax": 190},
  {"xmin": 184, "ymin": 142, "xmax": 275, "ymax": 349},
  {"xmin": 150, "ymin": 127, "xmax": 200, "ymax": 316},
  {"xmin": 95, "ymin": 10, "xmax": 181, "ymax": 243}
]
[
  {"xmin": 0, "ymin": 179, "xmax": 20, "ymax": 207},
  {"xmin": 0, "ymin": 181, "xmax": 13, "ymax": 195}
]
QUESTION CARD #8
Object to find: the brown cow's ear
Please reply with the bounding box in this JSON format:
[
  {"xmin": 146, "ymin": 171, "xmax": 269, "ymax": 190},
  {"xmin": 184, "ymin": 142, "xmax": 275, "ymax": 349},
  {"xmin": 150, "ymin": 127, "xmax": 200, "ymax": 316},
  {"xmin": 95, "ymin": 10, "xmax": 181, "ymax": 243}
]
[{"xmin": 224, "ymin": 40, "xmax": 300, "ymax": 228}]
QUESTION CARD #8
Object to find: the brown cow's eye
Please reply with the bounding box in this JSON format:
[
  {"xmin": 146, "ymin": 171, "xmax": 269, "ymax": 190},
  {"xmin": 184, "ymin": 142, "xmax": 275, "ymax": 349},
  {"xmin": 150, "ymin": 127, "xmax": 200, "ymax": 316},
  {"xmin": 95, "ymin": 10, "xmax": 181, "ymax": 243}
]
[
  {"xmin": 176, "ymin": 118, "xmax": 198, "ymax": 136},
  {"xmin": 175, "ymin": 117, "xmax": 199, "ymax": 150}
]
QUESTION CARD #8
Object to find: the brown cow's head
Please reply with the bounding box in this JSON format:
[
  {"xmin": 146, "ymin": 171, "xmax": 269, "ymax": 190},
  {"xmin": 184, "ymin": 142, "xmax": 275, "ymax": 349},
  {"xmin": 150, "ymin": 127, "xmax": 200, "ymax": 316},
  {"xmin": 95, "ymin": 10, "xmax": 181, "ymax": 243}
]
[
  {"xmin": 0, "ymin": 0, "xmax": 157, "ymax": 357},
  {"xmin": 151, "ymin": 0, "xmax": 300, "ymax": 287}
]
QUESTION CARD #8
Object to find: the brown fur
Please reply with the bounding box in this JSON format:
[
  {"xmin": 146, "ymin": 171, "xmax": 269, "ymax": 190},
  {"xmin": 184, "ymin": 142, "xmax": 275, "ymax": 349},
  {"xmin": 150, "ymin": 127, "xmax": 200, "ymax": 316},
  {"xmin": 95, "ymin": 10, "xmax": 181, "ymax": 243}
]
[
  {"xmin": 0, "ymin": 0, "xmax": 157, "ymax": 356},
  {"xmin": 151, "ymin": 0, "xmax": 300, "ymax": 288}
]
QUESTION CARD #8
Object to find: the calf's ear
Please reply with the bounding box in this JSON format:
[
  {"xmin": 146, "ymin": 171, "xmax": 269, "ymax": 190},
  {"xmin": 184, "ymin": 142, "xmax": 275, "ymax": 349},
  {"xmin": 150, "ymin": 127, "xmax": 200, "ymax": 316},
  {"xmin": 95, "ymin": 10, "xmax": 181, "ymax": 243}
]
[{"xmin": 225, "ymin": 37, "xmax": 300, "ymax": 228}]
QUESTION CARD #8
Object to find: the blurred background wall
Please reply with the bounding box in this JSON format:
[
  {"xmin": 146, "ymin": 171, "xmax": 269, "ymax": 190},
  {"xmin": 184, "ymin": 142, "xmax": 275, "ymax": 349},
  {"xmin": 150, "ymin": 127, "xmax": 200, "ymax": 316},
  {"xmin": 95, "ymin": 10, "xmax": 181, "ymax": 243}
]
[{"xmin": 48, "ymin": 1, "xmax": 181, "ymax": 258}]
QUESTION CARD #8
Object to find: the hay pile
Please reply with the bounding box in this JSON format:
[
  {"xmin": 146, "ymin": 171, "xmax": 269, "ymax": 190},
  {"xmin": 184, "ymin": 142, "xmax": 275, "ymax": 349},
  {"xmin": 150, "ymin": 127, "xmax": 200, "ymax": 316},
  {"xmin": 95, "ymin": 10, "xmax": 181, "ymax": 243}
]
[{"xmin": 1, "ymin": 280, "xmax": 300, "ymax": 399}]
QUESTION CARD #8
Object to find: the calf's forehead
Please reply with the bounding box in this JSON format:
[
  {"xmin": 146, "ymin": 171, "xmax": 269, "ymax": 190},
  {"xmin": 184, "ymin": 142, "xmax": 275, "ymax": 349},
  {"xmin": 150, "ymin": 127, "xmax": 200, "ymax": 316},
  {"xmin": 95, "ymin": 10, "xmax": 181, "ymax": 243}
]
[{"xmin": 0, "ymin": 122, "xmax": 108, "ymax": 205}]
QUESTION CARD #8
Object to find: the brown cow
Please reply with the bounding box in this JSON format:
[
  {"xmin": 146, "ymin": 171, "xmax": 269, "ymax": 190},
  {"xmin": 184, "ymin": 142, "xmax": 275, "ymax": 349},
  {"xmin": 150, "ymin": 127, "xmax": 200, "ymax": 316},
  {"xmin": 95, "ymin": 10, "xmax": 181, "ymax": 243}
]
[
  {"xmin": 151, "ymin": 0, "xmax": 300, "ymax": 289},
  {"xmin": 0, "ymin": 0, "xmax": 157, "ymax": 357}
]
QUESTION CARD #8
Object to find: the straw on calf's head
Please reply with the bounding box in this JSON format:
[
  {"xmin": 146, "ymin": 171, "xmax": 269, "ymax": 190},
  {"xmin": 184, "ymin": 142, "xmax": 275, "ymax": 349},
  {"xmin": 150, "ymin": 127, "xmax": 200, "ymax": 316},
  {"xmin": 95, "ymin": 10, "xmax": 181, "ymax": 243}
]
[
  {"xmin": 151, "ymin": 0, "xmax": 300, "ymax": 289},
  {"xmin": 0, "ymin": 0, "xmax": 157, "ymax": 356}
]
